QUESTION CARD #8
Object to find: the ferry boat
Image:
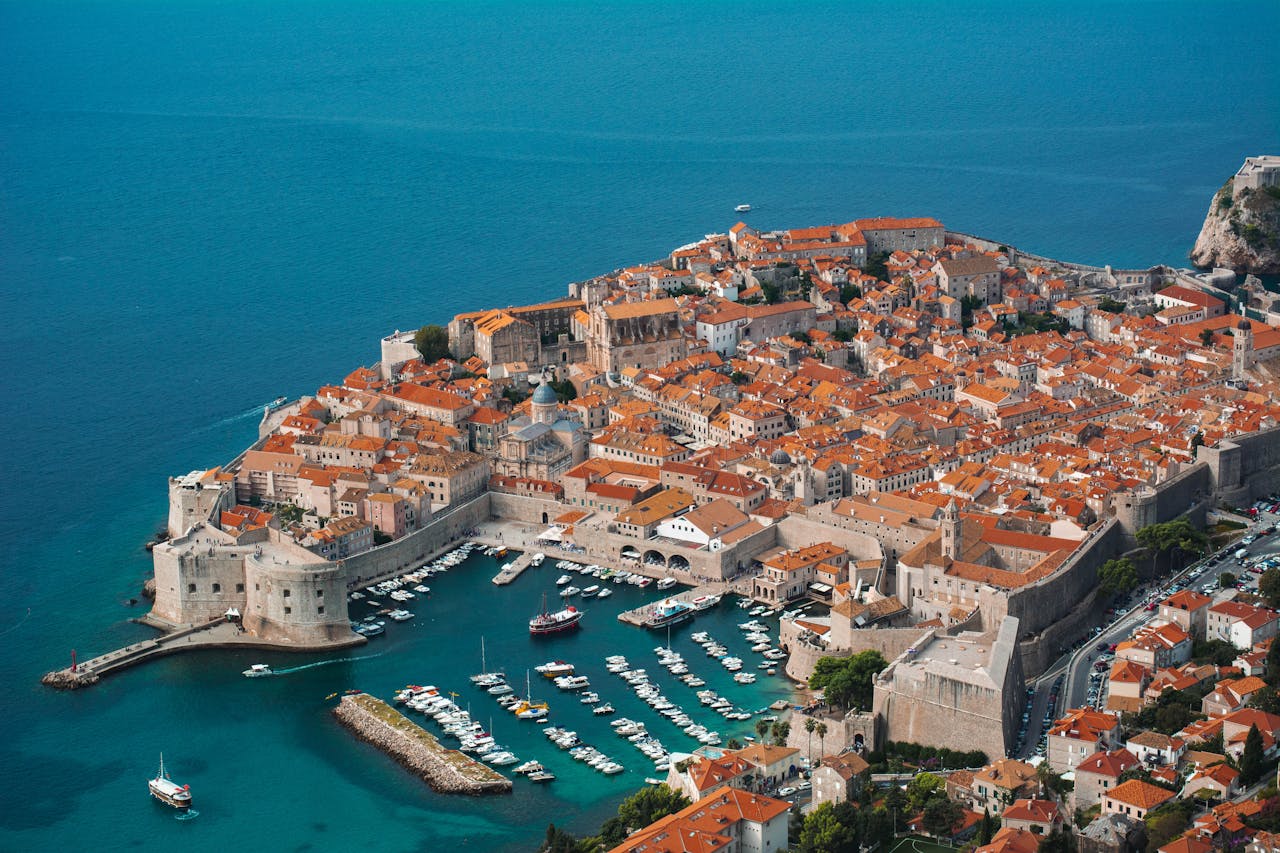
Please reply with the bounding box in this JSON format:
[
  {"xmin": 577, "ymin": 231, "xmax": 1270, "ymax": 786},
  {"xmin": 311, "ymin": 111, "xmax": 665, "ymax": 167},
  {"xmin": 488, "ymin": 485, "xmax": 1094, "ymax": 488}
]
[
  {"xmin": 535, "ymin": 660, "xmax": 575, "ymax": 677},
  {"xmin": 735, "ymin": 204, "xmax": 751, "ymax": 213},
  {"xmin": 529, "ymin": 595, "xmax": 584, "ymax": 636},
  {"xmin": 644, "ymin": 599, "xmax": 693, "ymax": 630},
  {"xmin": 242, "ymin": 663, "xmax": 272, "ymax": 678},
  {"xmin": 148, "ymin": 754, "xmax": 192, "ymax": 809}
]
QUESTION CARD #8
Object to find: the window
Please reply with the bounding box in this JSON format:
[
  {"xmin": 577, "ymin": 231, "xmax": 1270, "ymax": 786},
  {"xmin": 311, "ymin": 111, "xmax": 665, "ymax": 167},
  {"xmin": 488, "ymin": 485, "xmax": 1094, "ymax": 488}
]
[
  {"xmin": 188, "ymin": 583, "xmax": 196, "ymax": 593},
  {"xmin": 284, "ymin": 606, "xmax": 292, "ymax": 615},
  {"xmin": 236, "ymin": 583, "xmax": 245, "ymax": 593},
  {"xmin": 317, "ymin": 605, "xmax": 325, "ymax": 614},
  {"xmin": 283, "ymin": 589, "xmax": 291, "ymax": 598},
  {"xmin": 212, "ymin": 583, "xmax": 221, "ymax": 593},
  {"xmin": 316, "ymin": 589, "xmax": 324, "ymax": 598}
]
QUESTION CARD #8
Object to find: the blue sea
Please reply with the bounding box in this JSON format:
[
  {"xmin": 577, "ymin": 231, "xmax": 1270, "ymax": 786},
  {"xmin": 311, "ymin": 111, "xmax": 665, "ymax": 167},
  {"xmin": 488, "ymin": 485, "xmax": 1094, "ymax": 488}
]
[{"xmin": 1, "ymin": 1, "xmax": 1277, "ymax": 849}]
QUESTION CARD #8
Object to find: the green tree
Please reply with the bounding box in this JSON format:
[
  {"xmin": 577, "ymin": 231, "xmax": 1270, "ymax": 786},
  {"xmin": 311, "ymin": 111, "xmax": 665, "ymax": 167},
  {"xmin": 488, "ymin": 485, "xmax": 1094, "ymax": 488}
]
[
  {"xmin": 921, "ymin": 797, "xmax": 962, "ymax": 839},
  {"xmin": 1200, "ymin": 327, "xmax": 1216, "ymax": 347},
  {"xmin": 1037, "ymin": 827, "xmax": 1078, "ymax": 853},
  {"xmin": 797, "ymin": 802, "xmax": 859, "ymax": 853},
  {"xmin": 1241, "ymin": 724, "xmax": 1265, "ymax": 786},
  {"xmin": 906, "ymin": 772, "xmax": 945, "ymax": 812},
  {"xmin": 756, "ymin": 719, "xmax": 770, "ymax": 742},
  {"xmin": 1098, "ymin": 296, "xmax": 1126, "ymax": 313},
  {"xmin": 808, "ymin": 650, "xmax": 888, "ymax": 710},
  {"xmin": 1259, "ymin": 568, "xmax": 1280, "ymax": 608},
  {"xmin": 976, "ymin": 809, "xmax": 996, "ymax": 845},
  {"xmin": 1267, "ymin": 635, "xmax": 1280, "ymax": 682},
  {"xmin": 1137, "ymin": 519, "xmax": 1209, "ymax": 576},
  {"xmin": 537, "ymin": 824, "xmax": 587, "ymax": 853},
  {"xmin": 805, "ymin": 717, "xmax": 817, "ymax": 763},
  {"xmin": 414, "ymin": 324, "xmax": 452, "ymax": 362},
  {"xmin": 726, "ymin": 738, "xmax": 742, "ymax": 750},
  {"xmin": 1098, "ymin": 557, "xmax": 1138, "ymax": 596},
  {"xmin": 865, "ymin": 252, "xmax": 890, "ymax": 282},
  {"xmin": 597, "ymin": 785, "xmax": 692, "ymax": 847},
  {"xmin": 1220, "ymin": 571, "xmax": 1238, "ymax": 589},
  {"xmin": 840, "ymin": 283, "xmax": 863, "ymax": 304}
]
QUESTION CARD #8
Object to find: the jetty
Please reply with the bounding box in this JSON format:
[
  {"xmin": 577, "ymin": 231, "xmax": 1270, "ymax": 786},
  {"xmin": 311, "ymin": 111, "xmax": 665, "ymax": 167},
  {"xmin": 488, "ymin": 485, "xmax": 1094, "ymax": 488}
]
[
  {"xmin": 491, "ymin": 551, "xmax": 534, "ymax": 586},
  {"xmin": 616, "ymin": 585, "xmax": 720, "ymax": 627},
  {"xmin": 332, "ymin": 693, "xmax": 512, "ymax": 795},
  {"xmin": 41, "ymin": 618, "xmax": 363, "ymax": 690}
]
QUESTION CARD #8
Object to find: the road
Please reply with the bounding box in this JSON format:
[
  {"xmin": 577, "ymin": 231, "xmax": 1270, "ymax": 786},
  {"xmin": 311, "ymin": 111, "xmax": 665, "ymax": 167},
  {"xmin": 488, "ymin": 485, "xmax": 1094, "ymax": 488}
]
[{"xmin": 1012, "ymin": 504, "xmax": 1280, "ymax": 759}]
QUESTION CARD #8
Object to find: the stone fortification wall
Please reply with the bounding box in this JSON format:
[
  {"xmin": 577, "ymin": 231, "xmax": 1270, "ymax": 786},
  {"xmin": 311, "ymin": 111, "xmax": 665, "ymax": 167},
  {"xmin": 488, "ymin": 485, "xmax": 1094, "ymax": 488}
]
[
  {"xmin": 785, "ymin": 709, "xmax": 880, "ymax": 757},
  {"xmin": 996, "ymin": 520, "xmax": 1120, "ymax": 637},
  {"xmin": 1018, "ymin": 586, "xmax": 1105, "ymax": 678},
  {"xmin": 1113, "ymin": 464, "xmax": 1212, "ymax": 540},
  {"xmin": 1201, "ymin": 425, "xmax": 1280, "ymax": 505},
  {"xmin": 342, "ymin": 493, "xmax": 492, "ymax": 587},
  {"xmin": 781, "ymin": 623, "xmax": 927, "ymax": 685},
  {"xmin": 804, "ymin": 502, "xmax": 933, "ymax": 560},
  {"xmin": 774, "ymin": 515, "xmax": 884, "ymax": 563},
  {"xmin": 243, "ymin": 549, "xmax": 351, "ymax": 644},
  {"xmin": 487, "ymin": 491, "xmax": 560, "ymax": 525},
  {"xmin": 151, "ymin": 526, "xmax": 253, "ymax": 626}
]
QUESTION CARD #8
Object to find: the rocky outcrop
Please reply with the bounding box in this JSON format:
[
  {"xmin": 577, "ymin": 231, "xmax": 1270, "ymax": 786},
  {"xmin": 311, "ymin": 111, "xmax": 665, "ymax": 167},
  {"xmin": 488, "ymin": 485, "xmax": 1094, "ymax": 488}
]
[
  {"xmin": 333, "ymin": 693, "xmax": 511, "ymax": 795},
  {"xmin": 41, "ymin": 669, "xmax": 99, "ymax": 689},
  {"xmin": 1191, "ymin": 179, "xmax": 1280, "ymax": 273}
]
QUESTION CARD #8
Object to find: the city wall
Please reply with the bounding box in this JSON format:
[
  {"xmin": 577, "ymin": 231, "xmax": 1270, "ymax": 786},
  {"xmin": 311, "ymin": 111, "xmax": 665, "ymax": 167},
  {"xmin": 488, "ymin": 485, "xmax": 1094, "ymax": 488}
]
[
  {"xmin": 1200, "ymin": 425, "xmax": 1280, "ymax": 506},
  {"xmin": 342, "ymin": 493, "xmax": 492, "ymax": 587}
]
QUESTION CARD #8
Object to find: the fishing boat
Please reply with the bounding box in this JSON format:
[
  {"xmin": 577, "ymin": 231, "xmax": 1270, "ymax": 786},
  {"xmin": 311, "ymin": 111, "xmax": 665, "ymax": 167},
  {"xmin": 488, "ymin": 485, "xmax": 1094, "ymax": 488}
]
[
  {"xmin": 242, "ymin": 663, "xmax": 272, "ymax": 678},
  {"xmin": 530, "ymin": 594, "xmax": 584, "ymax": 636},
  {"xmin": 148, "ymin": 754, "xmax": 192, "ymax": 809}
]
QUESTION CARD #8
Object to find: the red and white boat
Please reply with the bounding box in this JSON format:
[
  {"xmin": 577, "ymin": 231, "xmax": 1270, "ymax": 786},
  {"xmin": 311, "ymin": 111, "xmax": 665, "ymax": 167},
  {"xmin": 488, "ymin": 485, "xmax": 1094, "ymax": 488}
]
[{"xmin": 529, "ymin": 594, "xmax": 583, "ymax": 636}]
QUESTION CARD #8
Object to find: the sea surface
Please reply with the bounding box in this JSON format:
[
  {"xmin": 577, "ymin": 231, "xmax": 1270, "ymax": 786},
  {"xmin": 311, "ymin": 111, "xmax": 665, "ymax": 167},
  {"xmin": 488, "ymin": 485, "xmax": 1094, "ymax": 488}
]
[{"xmin": 1, "ymin": 1, "xmax": 1278, "ymax": 850}]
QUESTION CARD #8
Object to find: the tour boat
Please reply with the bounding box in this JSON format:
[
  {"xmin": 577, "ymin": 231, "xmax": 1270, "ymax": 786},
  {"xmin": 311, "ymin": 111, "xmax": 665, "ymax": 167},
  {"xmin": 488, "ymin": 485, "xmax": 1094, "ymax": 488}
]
[
  {"xmin": 644, "ymin": 599, "xmax": 693, "ymax": 630},
  {"xmin": 656, "ymin": 577, "xmax": 677, "ymax": 590},
  {"xmin": 529, "ymin": 594, "xmax": 584, "ymax": 636},
  {"xmin": 148, "ymin": 754, "xmax": 192, "ymax": 809},
  {"xmin": 242, "ymin": 663, "xmax": 272, "ymax": 678},
  {"xmin": 535, "ymin": 660, "xmax": 575, "ymax": 677},
  {"xmin": 691, "ymin": 594, "xmax": 721, "ymax": 611},
  {"xmin": 735, "ymin": 204, "xmax": 751, "ymax": 213}
]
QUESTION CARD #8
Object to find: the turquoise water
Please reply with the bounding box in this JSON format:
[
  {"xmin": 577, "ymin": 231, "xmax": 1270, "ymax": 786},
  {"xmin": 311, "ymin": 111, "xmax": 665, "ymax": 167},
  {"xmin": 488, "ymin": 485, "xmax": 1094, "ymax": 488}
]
[{"xmin": 1, "ymin": 1, "xmax": 1278, "ymax": 849}]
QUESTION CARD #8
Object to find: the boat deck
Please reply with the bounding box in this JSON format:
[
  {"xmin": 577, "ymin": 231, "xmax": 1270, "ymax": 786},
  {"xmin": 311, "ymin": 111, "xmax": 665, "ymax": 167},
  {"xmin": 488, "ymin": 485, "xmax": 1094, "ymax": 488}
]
[
  {"xmin": 616, "ymin": 585, "xmax": 720, "ymax": 627},
  {"xmin": 491, "ymin": 552, "xmax": 534, "ymax": 586}
]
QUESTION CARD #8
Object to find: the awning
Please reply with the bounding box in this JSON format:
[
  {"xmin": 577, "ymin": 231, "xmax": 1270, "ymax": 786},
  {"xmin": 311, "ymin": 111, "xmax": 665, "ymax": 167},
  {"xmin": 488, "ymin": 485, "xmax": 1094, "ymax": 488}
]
[
  {"xmin": 224, "ymin": 608, "xmax": 241, "ymax": 619},
  {"xmin": 537, "ymin": 527, "xmax": 563, "ymax": 541}
]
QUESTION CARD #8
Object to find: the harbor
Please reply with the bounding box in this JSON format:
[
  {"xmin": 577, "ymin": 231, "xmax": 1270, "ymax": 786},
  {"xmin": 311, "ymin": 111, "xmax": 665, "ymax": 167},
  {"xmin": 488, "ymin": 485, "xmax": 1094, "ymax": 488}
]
[{"xmin": 491, "ymin": 551, "xmax": 536, "ymax": 585}]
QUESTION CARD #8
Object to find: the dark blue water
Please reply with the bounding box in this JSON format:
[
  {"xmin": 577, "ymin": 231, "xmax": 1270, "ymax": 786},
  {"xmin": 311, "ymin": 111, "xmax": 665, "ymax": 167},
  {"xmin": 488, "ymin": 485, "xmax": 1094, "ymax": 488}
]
[{"xmin": 1, "ymin": 1, "xmax": 1277, "ymax": 849}]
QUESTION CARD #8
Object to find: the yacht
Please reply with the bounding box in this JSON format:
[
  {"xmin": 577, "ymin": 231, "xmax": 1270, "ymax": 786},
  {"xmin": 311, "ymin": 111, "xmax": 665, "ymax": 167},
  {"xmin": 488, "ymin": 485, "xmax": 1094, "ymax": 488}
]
[
  {"xmin": 556, "ymin": 574, "xmax": 572, "ymax": 586},
  {"xmin": 147, "ymin": 754, "xmax": 192, "ymax": 809},
  {"xmin": 535, "ymin": 660, "xmax": 575, "ymax": 677},
  {"xmin": 242, "ymin": 663, "xmax": 272, "ymax": 678},
  {"xmin": 593, "ymin": 703, "xmax": 616, "ymax": 716},
  {"xmin": 596, "ymin": 588, "xmax": 613, "ymax": 599},
  {"xmin": 560, "ymin": 586, "xmax": 581, "ymax": 598},
  {"xmin": 581, "ymin": 585, "xmax": 600, "ymax": 598}
]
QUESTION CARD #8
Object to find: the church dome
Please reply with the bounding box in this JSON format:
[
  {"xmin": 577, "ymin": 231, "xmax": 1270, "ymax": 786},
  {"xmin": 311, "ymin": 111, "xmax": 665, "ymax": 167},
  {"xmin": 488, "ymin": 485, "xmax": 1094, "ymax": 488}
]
[
  {"xmin": 532, "ymin": 381, "xmax": 558, "ymax": 405},
  {"xmin": 1238, "ymin": 316, "xmax": 1252, "ymax": 331},
  {"xmin": 769, "ymin": 448, "xmax": 791, "ymax": 465}
]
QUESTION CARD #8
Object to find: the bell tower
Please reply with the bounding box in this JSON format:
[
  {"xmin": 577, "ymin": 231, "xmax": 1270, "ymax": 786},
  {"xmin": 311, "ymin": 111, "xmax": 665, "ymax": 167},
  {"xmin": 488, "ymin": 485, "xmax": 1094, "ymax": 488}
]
[
  {"xmin": 941, "ymin": 498, "xmax": 961, "ymax": 559},
  {"xmin": 1234, "ymin": 316, "xmax": 1254, "ymax": 383}
]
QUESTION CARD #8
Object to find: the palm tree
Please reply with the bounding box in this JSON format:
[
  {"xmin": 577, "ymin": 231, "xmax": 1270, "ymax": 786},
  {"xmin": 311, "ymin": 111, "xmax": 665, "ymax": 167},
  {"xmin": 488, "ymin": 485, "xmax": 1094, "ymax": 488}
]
[
  {"xmin": 816, "ymin": 721, "xmax": 828, "ymax": 759},
  {"xmin": 771, "ymin": 720, "xmax": 790, "ymax": 746},
  {"xmin": 755, "ymin": 718, "xmax": 770, "ymax": 743},
  {"xmin": 804, "ymin": 717, "xmax": 817, "ymax": 763}
]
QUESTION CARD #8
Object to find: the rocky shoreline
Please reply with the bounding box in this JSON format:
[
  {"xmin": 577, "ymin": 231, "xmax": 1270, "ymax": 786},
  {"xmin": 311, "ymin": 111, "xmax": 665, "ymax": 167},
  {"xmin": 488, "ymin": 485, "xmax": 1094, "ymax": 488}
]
[{"xmin": 333, "ymin": 693, "xmax": 512, "ymax": 795}]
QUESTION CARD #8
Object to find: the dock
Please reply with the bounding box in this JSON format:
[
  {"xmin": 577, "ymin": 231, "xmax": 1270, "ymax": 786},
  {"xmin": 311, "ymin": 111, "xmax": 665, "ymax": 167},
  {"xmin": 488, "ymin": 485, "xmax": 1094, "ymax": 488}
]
[
  {"xmin": 492, "ymin": 552, "xmax": 535, "ymax": 585},
  {"xmin": 616, "ymin": 585, "xmax": 721, "ymax": 627},
  {"xmin": 333, "ymin": 693, "xmax": 511, "ymax": 795}
]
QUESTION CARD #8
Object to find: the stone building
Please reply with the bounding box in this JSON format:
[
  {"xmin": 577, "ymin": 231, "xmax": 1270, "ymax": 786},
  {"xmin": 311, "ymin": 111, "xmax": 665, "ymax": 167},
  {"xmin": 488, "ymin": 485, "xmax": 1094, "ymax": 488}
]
[
  {"xmin": 871, "ymin": 616, "xmax": 1024, "ymax": 760},
  {"xmin": 855, "ymin": 216, "xmax": 945, "ymax": 254},
  {"xmin": 448, "ymin": 297, "xmax": 583, "ymax": 362},
  {"xmin": 471, "ymin": 309, "xmax": 541, "ymax": 367},
  {"xmin": 935, "ymin": 256, "xmax": 1002, "ymax": 304},
  {"xmin": 586, "ymin": 297, "xmax": 686, "ymax": 373},
  {"xmin": 493, "ymin": 380, "xmax": 587, "ymax": 480}
]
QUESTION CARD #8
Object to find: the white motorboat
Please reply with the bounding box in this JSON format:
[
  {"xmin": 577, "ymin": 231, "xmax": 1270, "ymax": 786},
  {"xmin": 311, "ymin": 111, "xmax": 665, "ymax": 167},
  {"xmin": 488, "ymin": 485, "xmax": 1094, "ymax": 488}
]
[
  {"xmin": 735, "ymin": 203, "xmax": 751, "ymax": 212},
  {"xmin": 656, "ymin": 577, "xmax": 677, "ymax": 590},
  {"xmin": 242, "ymin": 663, "xmax": 272, "ymax": 678},
  {"xmin": 560, "ymin": 586, "xmax": 581, "ymax": 598},
  {"xmin": 556, "ymin": 575, "xmax": 572, "ymax": 586},
  {"xmin": 596, "ymin": 588, "xmax": 613, "ymax": 599}
]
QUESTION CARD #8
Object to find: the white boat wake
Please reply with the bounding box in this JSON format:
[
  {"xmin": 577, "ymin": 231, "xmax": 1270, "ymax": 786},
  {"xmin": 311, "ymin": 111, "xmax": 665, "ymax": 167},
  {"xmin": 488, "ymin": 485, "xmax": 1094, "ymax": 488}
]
[{"xmin": 260, "ymin": 651, "xmax": 385, "ymax": 676}]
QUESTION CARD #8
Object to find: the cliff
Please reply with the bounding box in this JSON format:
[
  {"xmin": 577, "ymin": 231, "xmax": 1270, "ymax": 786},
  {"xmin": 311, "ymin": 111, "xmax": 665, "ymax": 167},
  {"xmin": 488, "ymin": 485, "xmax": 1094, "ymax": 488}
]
[{"xmin": 1191, "ymin": 178, "xmax": 1280, "ymax": 273}]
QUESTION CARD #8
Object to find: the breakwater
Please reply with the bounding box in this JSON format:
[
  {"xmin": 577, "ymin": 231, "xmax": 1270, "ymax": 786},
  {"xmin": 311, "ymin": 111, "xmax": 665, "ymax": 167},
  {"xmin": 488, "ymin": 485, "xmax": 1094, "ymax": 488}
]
[{"xmin": 332, "ymin": 693, "xmax": 512, "ymax": 795}]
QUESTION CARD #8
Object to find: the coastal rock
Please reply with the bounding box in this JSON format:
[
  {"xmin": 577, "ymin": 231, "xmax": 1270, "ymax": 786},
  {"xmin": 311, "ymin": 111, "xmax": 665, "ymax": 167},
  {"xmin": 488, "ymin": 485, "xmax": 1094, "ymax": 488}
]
[
  {"xmin": 41, "ymin": 670, "xmax": 99, "ymax": 690},
  {"xmin": 142, "ymin": 578, "xmax": 156, "ymax": 600},
  {"xmin": 1191, "ymin": 178, "xmax": 1280, "ymax": 273},
  {"xmin": 332, "ymin": 693, "xmax": 512, "ymax": 795}
]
